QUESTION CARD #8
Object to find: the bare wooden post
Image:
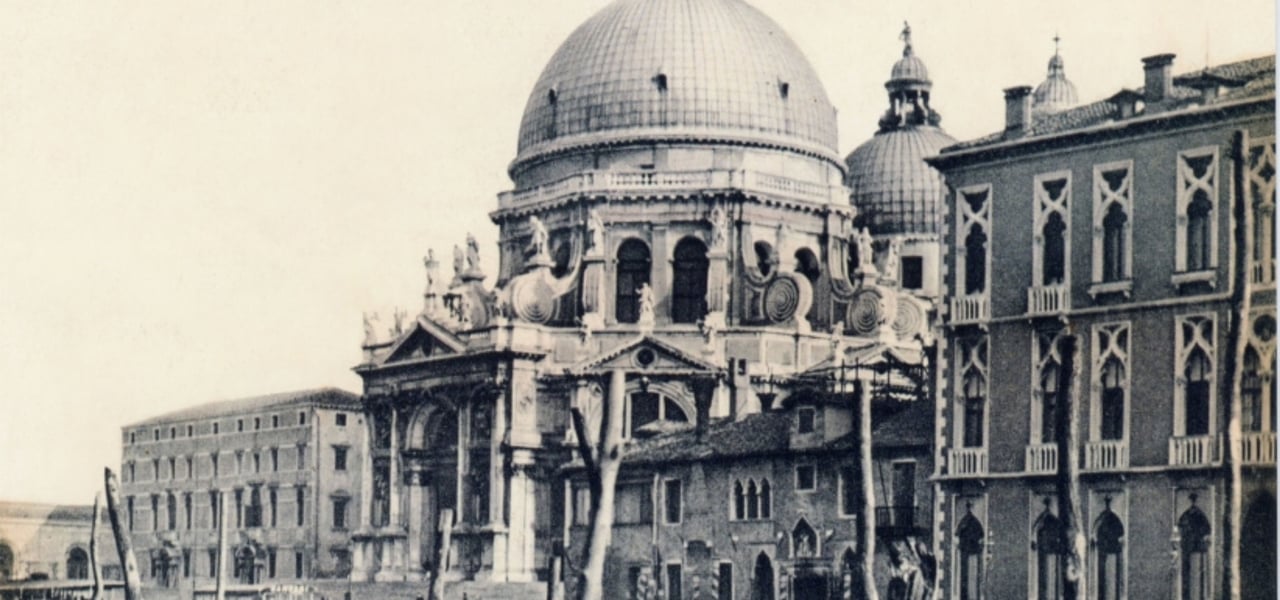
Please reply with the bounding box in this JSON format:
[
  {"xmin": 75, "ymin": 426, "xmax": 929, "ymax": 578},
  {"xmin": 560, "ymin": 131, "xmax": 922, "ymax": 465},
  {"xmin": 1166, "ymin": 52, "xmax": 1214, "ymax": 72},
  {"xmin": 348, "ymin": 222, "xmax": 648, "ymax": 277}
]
[
  {"xmin": 429, "ymin": 508, "xmax": 455, "ymax": 600},
  {"xmin": 103, "ymin": 467, "xmax": 143, "ymax": 600},
  {"xmin": 216, "ymin": 490, "xmax": 228, "ymax": 600},
  {"xmin": 1222, "ymin": 128, "xmax": 1253, "ymax": 600},
  {"xmin": 1054, "ymin": 335, "xmax": 1086, "ymax": 600},
  {"xmin": 856, "ymin": 378, "xmax": 878, "ymax": 600},
  {"xmin": 580, "ymin": 369, "xmax": 626, "ymax": 600},
  {"xmin": 90, "ymin": 493, "xmax": 104, "ymax": 600}
]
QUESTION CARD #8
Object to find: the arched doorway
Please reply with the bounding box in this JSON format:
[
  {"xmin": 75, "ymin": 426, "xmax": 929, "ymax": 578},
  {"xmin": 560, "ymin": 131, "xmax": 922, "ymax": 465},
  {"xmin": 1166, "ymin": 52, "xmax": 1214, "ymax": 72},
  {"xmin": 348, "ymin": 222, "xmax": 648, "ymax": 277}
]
[
  {"xmin": 1241, "ymin": 493, "xmax": 1276, "ymax": 600},
  {"xmin": 414, "ymin": 405, "xmax": 459, "ymax": 572},
  {"xmin": 615, "ymin": 239, "xmax": 651, "ymax": 323},
  {"xmin": 66, "ymin": 547, "xmax": 89, "ymax": 580},
  {"xmin": 233, "ymin": 546, "xmax": 258, "ymax": 585},
  {"xmin": 751, "ymin": 553, "xmax": 774, "ymax": 600}
]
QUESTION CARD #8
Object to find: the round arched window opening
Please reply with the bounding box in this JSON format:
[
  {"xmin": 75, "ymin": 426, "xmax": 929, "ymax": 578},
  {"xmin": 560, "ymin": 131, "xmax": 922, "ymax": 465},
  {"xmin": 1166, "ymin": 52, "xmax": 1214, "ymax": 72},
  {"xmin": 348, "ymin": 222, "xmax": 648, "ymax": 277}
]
[
  {"xmin": 635, "ymin": 348, "xmax": 656, "ymax": 367},
  {"xmin": 754, "ymin": 241, "xmax": 775, "ymax": 276},
  {"xmin": 795, "ymin": 248, "xmax": 821, "ymax": 283}
]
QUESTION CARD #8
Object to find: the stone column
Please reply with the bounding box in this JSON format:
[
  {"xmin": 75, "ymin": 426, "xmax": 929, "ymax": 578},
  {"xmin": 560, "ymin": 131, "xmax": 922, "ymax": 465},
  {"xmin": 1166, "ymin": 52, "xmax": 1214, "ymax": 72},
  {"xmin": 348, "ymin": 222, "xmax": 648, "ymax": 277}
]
[
  {"xmin": 389, "ymin": 409, "xmax": 401, "ymax": 526},
  {"xmin": 360, "ymin": 414, "xmax": 375, "ymax": 528},
  {"xmin": 505, "ymin": 450, "xmax": 538, "ymax": 582},
  {"xmin": 407, "ymin": 471, "xmax": 424, "ymax": 579},
  {"xmin": 652, "ymin": 225, "xmax": 670, "ymax": 323}
]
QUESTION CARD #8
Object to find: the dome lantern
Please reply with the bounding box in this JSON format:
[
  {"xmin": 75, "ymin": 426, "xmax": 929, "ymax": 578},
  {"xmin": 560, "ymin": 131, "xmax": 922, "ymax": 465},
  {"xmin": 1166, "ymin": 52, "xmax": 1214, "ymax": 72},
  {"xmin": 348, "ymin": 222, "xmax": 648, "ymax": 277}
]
[
  {"xmin": 1033, "ymin": 34, "xmax": 1079, "ymax": 113},
  {"xmin": 880, "ymin": 22, "xmax": 942, "ymax": 133}
]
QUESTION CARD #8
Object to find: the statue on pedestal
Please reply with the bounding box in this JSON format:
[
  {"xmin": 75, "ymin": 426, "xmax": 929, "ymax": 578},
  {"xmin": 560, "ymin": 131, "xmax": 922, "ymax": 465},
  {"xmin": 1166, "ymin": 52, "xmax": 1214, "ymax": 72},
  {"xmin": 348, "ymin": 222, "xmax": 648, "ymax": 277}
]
[
  {"xmin": 528, "ymin": 216, "xmax": 549, "ymax": 259},
  {"xmin": 587, "ymin": 208, "xmax": 605, "ymax": 252},
  {"xmin": 707, "ymin": 206, "xmax": 728, "ymax": 250}
]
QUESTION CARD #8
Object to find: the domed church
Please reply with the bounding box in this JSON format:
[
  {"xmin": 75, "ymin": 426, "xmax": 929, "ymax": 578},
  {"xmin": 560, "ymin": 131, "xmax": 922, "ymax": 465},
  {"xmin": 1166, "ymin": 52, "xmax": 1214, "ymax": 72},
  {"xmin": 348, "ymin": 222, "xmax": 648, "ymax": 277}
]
[{"xmin": 350, "ymin": 0, "xmax": 936, "ymax": 590}]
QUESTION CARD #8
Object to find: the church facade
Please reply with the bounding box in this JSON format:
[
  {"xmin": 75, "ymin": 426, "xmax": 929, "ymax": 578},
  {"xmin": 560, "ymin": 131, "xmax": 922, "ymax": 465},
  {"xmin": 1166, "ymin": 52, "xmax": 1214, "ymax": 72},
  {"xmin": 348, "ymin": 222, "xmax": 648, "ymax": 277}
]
[{"xmin": 348, "ymin": 0, "xmax": 937, "ymax": 589}]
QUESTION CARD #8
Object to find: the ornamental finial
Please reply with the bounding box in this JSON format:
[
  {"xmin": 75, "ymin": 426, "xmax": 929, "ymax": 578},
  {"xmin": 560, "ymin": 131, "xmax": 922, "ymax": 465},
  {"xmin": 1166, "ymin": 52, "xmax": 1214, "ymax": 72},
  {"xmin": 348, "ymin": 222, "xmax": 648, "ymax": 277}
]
[{"xmin": 900, "ymin": 21, "xmax": 913, "ymax": 57}]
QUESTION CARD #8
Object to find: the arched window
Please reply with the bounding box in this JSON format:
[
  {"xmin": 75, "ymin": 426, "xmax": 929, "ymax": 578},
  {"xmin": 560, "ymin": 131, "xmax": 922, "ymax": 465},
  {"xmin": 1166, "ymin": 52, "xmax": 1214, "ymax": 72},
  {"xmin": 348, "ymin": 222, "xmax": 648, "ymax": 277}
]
[
  {"xmin": 794, "ymin": 248, "xmax": 821, "ymax": 283},
  {"xmin": 1040, "ymin": 361, "xmax": 1061, "ymax": 444},
  {"xmin": 956, "ymin": 509, "xmax": 985, "ymax": 600},
  {"xmin": 628, "ymin": 393, "xmax": 689, "ymax": 436},
  {"xmin": 427, "ymin": 408, "xmax": 458, "ymax": 448},
  {"xmin": 1178, "ymin": 501, "xmax": 1211, "ymax": 600},
  {"xmin": 1102, "ymin": 203, "xmax": 1128, "ymax": 282},
  {"xmin": 0, "ymin": 543, "xmax": 12, "ymax": 581},
  {"xmin": 1042, "ymin": 212, "xmax": 1067, "ymax": 285},
  {"xmin": 746, "ymin": 480, "xmax": 759, "ymax": 520},
  {"xmin": 752, "ymin": 552, "xmax": 775, "ymax": 600},
  {"xmin": 1187, "ymin": 191, "xmax": 1213, "ymax": 271},
  {"xmin": 733, "ymin": 481, "xmax": 745, "ymax": 520},
  {"xmin": 962, "ymin": 370, "xmax": 985, "ymax": 448},
  {"xmin": 67, "ymin": 547, "xmax": 89, "ymax": 580},
  {"xmin": 1100, "ymin": 358, "xmax": 1126, "ymax": 441},
  {"xmin": 234, "ymin": 547, "xmax": 256, "ymax": 585},
  {"xmin": 1034, "ymin": 506, "xmax": 1066, "ymax": 600},
  {"xmin": 1184, "ymin": 349, "xmax": 1212, "ymax": 436},
  {"xmin": 1094, "ymin": 507, "xmax": 1125, "ymax": 600},
  {"xmin": 754, "ymin": 241, "xmax": 775, "ymax": 277},
  {"xmin": 1243, "ymin": 348, "xmax": 1264, "ymax": 432},
  {"xmin": 672, "ymin": 238, "xmax": 709, "ymax": 323},
  {"xmin": 964, "ymin": 226, "xmax": 988, "ymax": 294},
  {"xmin": 615, "ymin": 239, "xmax": 651, "ymax": 324},
  {"xmin": 759, "ymin": 480, "xmax": 771, "ymax": 519},
  {"xmin": 551, "ymin": 241, "xmax": 572, "ymax": 278}
]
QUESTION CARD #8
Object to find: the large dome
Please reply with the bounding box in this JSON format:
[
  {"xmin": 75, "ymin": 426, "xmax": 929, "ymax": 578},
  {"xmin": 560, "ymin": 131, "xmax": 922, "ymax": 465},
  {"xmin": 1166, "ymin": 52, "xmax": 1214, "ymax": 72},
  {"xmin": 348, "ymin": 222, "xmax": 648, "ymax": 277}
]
[
  {"xmin": 845, "ymin": 127, "xmax": 956, "ymax": 235},
  {"xmin": 513, "ymin": 0, "xmax": 839, "ymax": 171}
]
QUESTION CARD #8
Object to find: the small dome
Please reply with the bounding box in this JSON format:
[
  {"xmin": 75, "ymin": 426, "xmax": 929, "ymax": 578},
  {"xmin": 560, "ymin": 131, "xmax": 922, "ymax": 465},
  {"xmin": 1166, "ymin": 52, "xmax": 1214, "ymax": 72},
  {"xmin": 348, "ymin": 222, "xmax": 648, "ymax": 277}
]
[
  {"xmin": 891, "ymin": 54, "xmax": 930, "ymax": 83},
  {"xmin": 1033, "ymin": 37, "xmax": 1078, "ymax": 113},
  {"xmin": 514, "ymin": 0, "xmax": 840, "ymax": 171},
  {"xmin": 845, "ymin": 127, "xmax": 956, "ymax": 235}
]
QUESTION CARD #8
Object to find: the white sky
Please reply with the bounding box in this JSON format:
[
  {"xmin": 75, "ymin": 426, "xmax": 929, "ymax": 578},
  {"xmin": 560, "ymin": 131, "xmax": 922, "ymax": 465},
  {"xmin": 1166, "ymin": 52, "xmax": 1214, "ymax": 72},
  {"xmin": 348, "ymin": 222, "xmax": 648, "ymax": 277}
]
[{"xmin": 0, "ymin": 0, "xmax": 1273, "ymax": 504}]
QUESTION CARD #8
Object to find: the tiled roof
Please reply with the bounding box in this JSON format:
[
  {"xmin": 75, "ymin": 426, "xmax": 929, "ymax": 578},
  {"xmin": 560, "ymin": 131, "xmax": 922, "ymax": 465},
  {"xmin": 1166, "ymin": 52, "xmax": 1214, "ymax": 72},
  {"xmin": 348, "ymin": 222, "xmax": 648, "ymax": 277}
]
[
  {"xmin": 125, "ymin": 387, "xmax": 362, "ymax": 428},
  {"xmin": 943, "ymin": 55, "xmax": 1275, "ymax": 153}
]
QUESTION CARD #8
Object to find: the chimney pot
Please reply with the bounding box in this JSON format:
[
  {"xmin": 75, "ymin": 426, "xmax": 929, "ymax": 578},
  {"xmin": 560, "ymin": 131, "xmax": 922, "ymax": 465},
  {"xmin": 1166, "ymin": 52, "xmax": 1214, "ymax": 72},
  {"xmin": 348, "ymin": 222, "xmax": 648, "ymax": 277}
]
[
  {"xmin": 1142, "ymin": 53, "xmax": 1176, "ymax": 103},
  {"xmin": 1003, "ymin": 86, "xmax": 1034, "ymax": 133}
]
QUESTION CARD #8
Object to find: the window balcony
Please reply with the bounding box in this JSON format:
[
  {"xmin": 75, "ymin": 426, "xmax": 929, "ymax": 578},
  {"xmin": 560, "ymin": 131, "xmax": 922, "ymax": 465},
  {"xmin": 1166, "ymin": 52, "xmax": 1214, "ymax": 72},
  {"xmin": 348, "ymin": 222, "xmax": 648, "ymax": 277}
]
[
  {"xmin": 1083, "ymin": 439, "xmax": 1128, "ymax": 471},
  {"xmin": 1239, "ymin": 431, "xmax": 1276, "ymax": 465},
  {"xmin": 1025, "ymin": 443, "xmax": 1058, "ymax": 475},
  {"xmin": 950, "ymin": 295, "xmax": 989, "ymax": 325},
  {"xmin": 1169, "ymin": 434, "xmax": 1219, "ymax": 467},
  {"xmin": 947, "ymin": 447, "xmax": 988, "ymax": 476},
  {"xmin": 1027, "ymin": 284, "xmax": 1070, "ymax": 316}
]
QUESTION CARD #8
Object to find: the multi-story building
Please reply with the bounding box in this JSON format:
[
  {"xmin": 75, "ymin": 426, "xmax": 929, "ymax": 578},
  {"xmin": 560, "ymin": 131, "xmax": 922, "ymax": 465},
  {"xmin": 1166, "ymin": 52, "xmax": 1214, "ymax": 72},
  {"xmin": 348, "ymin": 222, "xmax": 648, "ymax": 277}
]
[
  {"xmin": 563, "ymin": 379, "xmax": 935, "ymax": 600},
  {"xmin": 119, "ymin": 388, "xmax": 365, "ymax": 588},
  {"xmin": 349, "ymin": 0, "xmax": 936, "ymax": 594},
  {"xmin": 928, "ymin": 53, "xmax": 1275, "ymax": 599},
  {"xmin": 0, "ymin": 501, "xmax": 121, "ymax": 583}
]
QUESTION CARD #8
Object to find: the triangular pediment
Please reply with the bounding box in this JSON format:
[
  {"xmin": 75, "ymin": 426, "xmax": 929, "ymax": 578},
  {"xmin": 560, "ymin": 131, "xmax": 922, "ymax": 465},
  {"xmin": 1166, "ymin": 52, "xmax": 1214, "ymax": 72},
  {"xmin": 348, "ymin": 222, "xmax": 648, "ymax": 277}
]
[
  {"xmin": 381, "ymin": 316, "xmax": 467, "ymax": 365},
  {"xmin": 569, "ymin": 336, "xmax": 723, "ymax": 376}
]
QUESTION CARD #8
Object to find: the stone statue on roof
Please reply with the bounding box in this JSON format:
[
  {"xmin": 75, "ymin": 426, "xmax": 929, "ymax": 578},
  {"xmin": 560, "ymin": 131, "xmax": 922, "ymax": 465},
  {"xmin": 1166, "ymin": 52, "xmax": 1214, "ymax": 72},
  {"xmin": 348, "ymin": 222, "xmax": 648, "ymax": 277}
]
[
  {"xmin": 857, "ymin": 228, "xmax": 876, "ymax": 271},
  {"xmin": 528, "ymin": 216, "xmax": 549, "ymax": 259},
  {"xmin": 362, "ymin": 311, "xmax": 378, "ymax": 346},
  {"xmin": 707, "ymin": 206, "xmax": 728, "ymax": 249},
  {"xmin": 466, "ymin": 233, "xmax": 481, "ymax": 274},
  {"xmin": 452, "ymin": 244, "xmax": 465, "ymax": 279}
]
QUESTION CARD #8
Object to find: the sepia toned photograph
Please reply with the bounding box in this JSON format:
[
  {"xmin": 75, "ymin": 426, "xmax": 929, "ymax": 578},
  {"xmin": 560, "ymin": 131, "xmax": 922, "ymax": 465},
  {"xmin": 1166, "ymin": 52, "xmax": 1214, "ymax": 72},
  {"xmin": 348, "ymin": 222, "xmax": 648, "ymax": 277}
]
[{"xmin": 0, "ymin": 0, "xmax": 1275, "ymax": 598}]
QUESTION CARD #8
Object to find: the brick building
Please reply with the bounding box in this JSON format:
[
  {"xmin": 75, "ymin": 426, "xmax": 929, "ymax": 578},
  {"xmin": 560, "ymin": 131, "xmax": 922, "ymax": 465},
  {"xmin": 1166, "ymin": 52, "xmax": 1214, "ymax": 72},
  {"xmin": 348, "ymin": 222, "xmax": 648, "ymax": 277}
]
[
  {"xmin": 119, "ymin": 388, "xmax": 365, "ymax": 588},
  {"xmin": 928, "ymin": 53, "xmax": 1275, "ymax": 599}
]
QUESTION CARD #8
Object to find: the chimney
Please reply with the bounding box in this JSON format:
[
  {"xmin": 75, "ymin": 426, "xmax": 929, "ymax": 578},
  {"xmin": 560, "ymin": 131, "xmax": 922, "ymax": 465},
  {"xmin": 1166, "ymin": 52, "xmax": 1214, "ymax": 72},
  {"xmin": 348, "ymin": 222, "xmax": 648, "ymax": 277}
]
[
  {"xmin": 1142, "ymin": 53, "xmax": 1176, "ymax": 103},
  {"xmin": 1003, "ymin": 86, "xmax": 1033, "ymax": 133}
]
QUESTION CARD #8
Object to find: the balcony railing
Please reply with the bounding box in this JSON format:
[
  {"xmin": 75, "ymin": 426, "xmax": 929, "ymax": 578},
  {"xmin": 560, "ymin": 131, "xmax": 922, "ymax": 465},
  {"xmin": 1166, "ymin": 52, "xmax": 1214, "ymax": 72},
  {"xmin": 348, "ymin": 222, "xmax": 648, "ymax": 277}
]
[
  {"xmin": 1084, "ymin": 439, "xmax": 1128, "ymax": 471},
  {"xmin": 950, "ymin": 295, "xmax": 989, "ymax": 325},
  {"xmin": 947, "ymin": 447, "xmax": 988, "ymax": 476},
  {"xmin": 1025, "ymin": 443, "xmax": 1058, "ymax": 474},
  {"xmin": 1251, "ymin": 258, "xmax": 1275, "ymax": 286},
  {"xmin": 1027, "ymin": 284, "xmax": 1070, "ymax": 316},
  {"xmin": 1240, "ymin": 431, "xmax": 1277, "ymax": 465},
  {"xmin": 1169, "ymin": 435, "xmax": 1218, "ymax": 467},
  {"xmin": 496, "ymin": 168, "xmax": 845, "ymax": 210}
]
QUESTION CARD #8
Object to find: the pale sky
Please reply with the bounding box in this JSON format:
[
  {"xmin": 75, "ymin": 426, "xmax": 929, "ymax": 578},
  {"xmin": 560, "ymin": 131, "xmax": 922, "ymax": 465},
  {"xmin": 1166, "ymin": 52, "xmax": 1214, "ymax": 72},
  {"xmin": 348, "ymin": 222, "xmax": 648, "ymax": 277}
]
[{"xmin": 0, "ymin": 0, "xmax": 1273, "ymax": 505}]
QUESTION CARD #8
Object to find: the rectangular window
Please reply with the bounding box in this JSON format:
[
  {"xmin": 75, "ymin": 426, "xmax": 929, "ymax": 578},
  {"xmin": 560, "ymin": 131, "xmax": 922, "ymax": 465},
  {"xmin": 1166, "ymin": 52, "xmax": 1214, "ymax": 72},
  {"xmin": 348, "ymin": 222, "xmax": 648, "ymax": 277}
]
[
  {"xmin": 254, "ymin": 417, "xmax": 261, "ymax": 431},
  {"xmin": 130, "ymin": 432, "xmax": 136, "ymax": 444},
  {"xmin": 254, "ymin": 453, "xmax": 261, "ymax": 474},
  {"xmin": 797, "ymin": 407, "xmax": 816, "ymax": 434},
  {"xmin": 212, "ymin": 422, "xmax": 219, "ymax": 435},
  {"xmin": 269, "ymin": 489, "xmax": 278, "ymax": 528},
  {"xmin": 186, "ymin": 424, "xmax": 193, "ymax": 437},
  {"xmin": 127, "ymin": 496, "xmax": 135, "ymax": 531},
  {"xmin": 332, "ymin": 498, "xmax": 348, "ymax": 529},
  {"xmin": 271, "ymin": 448, "xmax": 279, "ymax": 472},
  {"xmin": 169, "ymin": 457, "xmax": 176, "ymax": 480},
  {"xmin": 211, "ymin": 453, "xmax": 219, "ymax": 478},
  {"xmin": 299, "ymin": 411, "xmax": 307, "ymax": 426},
  {"xmin": 208, "ymin": 549, "xmax": 217, "ymax": 578},
  {"xmin": 336, "ymin": 413, "xmax": 347, "ymax": 427},
  {"xmin": 333, "ymin": 446, "xmax": 348, "ymax": 471},
  {"xmin": 718, "ymin": 563, "xmax": 733, "ymax": 600},
  {"xmin": 572, "ymin": 486, "xmax": 591, "ymax": 526},
  {"xmin": 616, "ymin": 483, "xmax": 654, "ymax": 525},
  {"xmin": 152, "ymin": 459, "xmax": 160, "ymax": 481},
  {"xmin": 666, "ymin": 564, "xmax": 682, "ymax": 600},
  {"xmin": 795, "ymin": 465, "xmax": 816, "ymax": 491},
  {"xmin": 234, "ymin": 489, "xmax": 243, "ymax": 528},
  {"xmin": 170, "ymin": 426, "xmax": 176, "ymax": 439},
  {"xmin": 297, "ymin": 487, "xmax": 306, "ymax": 527},
  {"xmin": 182, "ymin": 548, "xmax": 191, "ymax": 578},
  {"xmin": 901, "ymin": 256, "xmax": 924, "ymax": 290},
  {"xmin": 297, "ymin": 445, "xmax": 306, "ymax": 470},
  {"xmin": 237, "ymin": 419, "xmax": 244, "ymax": 432},
  {"xmin": 151, "ymin": 494, "xmax": 159, "ymax": 531},
  {"xmin": 664, "ymin": 479, "xmax": 682, "ymax": 524},
  {"xmin": 272, "ymin": 415, "xmax": 279, "ymax": 429},
  {"xmin": 267, "ymin": 548, "xmax": 276, "ymax": 579},
  {"xmin": 186, "ymin": 456, "xmax": 193, "ymax": 480},
  {"xmin": 209, "ymin": 491, "xmax": 219, "ymax": 529},
  {"xmin": 184, "ymin": 493, "xmax": 192, "ymax": 530},
  {"xmin": 839, "ymin": 466, "xmax": 857, "ymax": 516},
  {"xmin": 154, "ymin": 429, "xmax": 160, "ymax": 441},
  {"xmin": 295, "ymin": 551, "xmax": 304, "ymax": 578}
]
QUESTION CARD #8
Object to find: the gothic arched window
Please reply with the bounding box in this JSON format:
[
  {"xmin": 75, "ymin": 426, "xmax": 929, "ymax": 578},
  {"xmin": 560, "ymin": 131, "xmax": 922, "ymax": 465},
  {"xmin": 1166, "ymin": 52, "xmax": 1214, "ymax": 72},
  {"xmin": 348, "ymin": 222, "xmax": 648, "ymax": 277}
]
[
  {"xmin": 1040, "ymin": 361, "xmax": 1061, "ymax": 444},
  {"xmin": 759, "ymin": 479, "xmax": 771, "ymax": 519},
  {"xmin": 746, "ymin": 480, "xmax": 759, "ymax": 520},
  {"xmin": 1094, "ymin": 507, "xmax": 1125, "ymax": 600},
  {"xmin": 1243, "ymin": 347, "xmax": 1264, "ymax": 432},
  {"xmin": 67, "ymin": 547, "xmax": 89, "ymax": 580},
  {"xmin": 1187, "ymin": 191, "xmax": 1213, "ymax": 271},
  {"xmin": 962, "ymin": 370, "xmax": 985, "ymax": 448},
  {"xmin": 615, "ymin": 239, "xmax": 651, "ymax": 324},
  {"xmin": 1178, "ymin": 502, "xmax": 1211, "ymax": 600},
  {"xmin": 1183, "ymin": 349, "xmax": 1212, "ymax": 436},
  {"xmin": 1100, "ymin": 358, "xmax": 1126, "ymax": 441},
  {"xmin": 956, "ymin": 509, "xmax": 985, "ymax": 600},
  {"xmin": 733, "ymin": 481, "xmax": 745, "ymax": 520},
  {"xmin": 1102, "ymin": 203, "xmax": 1128, "ymax": 282},
  {"xmin": 1034, "ymin": 506, "xmax": 1066, "ymax": 600},
  {"xmin": 1042, "ymin": 212, "xmax": 1067, "ymax": 285},
  {"xmin": 964, "ymin": 225, "xmax": 988, "ymax": 294},
  {"xmin": 672, "ymin": 237, "xmax": 709, "ymax": 323}
]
